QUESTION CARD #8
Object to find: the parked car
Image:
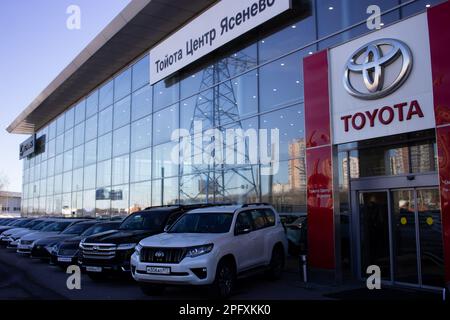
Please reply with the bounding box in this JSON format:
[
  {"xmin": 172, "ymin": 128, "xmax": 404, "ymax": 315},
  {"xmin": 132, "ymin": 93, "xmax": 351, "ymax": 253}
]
[
  {"xmin": 283, "ymin": 215, "xmax": 308, "ymax": 256},
  {"xmin": 0, "ymin": 218, "xmax": 46, "ymax": 246},
  {"xmin": 79, "ymin": 204, "xmax": 218, "ymax": 280},
  {"xmin": 4, "ymin": 219, "xmax": 57, "ymax": 249},
  {"xmin": 131, "ymin": 203, "xmax": 288, "ymax": 298},
  {"xmin": 31, "ymin": 220, "xmax": 98, "ymax": 260},
  {"xmin": 50, "ymin": 221, "xmax": 121, "ymax": 267},
  {"xmin": 0, "ymin": 218, "xmax": 34, "ymax": 234},
  {"xmin": 17, "ymin": 219, "xmax": 87, "ymax": 255}
]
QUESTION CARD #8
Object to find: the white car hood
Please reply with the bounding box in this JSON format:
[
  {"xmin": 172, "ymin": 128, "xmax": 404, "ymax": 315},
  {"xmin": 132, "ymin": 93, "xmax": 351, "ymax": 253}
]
[
  {"xmin": 140, "ymin": 232, "xmax": 226, "ymax": 248},
  {"xmin": 20, "ymin": 231, "xmax": 59, "ymax": 242}
]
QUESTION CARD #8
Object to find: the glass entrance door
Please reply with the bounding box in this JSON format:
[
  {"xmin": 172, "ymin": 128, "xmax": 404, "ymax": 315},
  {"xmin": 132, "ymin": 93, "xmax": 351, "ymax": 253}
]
[{"xmin": 357, "ymin": 188, "xmax": 444, "ymax": 288}]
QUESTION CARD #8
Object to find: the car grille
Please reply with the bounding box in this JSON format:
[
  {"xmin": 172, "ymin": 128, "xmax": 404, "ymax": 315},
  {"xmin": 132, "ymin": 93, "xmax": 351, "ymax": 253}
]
[
  {"xmin": 20, "ymin": 240, "xmax": 33, "ymax": 245},
  {"xmin": 80, "ymin": 243, "xmax": 116, "ymax": 259},
  {"xmin": 58, "ymin": 248, "xmax": 78, "ymax": 256},
  {"xmin": 140, "ymin": 247, "xmax": 187, "ymax": 264}
]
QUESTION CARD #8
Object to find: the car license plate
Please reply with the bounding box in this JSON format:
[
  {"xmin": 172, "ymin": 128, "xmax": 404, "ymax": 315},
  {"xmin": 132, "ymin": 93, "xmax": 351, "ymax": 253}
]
[
  {"xmin": 146, "ymin": 266, "xmax": 170, "ymax": 275},
  {"xmin": 58, "ymin": 257, "xmax": 72, "ymax": 263},
  {"xmin": 18, "ymin": 245, "xmax": 29, "ymax": 250},
  {"xmin": 86, "ymin": 266, "xmax": 102, "ymax": 273}
]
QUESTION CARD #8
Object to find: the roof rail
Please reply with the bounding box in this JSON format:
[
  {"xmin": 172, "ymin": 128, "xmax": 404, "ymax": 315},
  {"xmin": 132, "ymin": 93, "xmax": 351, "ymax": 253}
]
[{"xmin": 241, "ymin": 203, "xmax": 271, "ymax": 208}]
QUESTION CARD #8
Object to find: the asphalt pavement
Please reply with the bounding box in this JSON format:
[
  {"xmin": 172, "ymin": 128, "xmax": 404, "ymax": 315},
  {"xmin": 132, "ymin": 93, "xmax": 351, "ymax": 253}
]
[{"xmin": 0, "ymin": 248, "xmax": 445, "ymax": 300}]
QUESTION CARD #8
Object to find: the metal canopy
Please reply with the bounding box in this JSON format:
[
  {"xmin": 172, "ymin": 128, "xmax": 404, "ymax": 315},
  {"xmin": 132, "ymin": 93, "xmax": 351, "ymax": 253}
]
[{"xmin": 7, "ymin": 0, "xmax": 216, "ymax": 134}]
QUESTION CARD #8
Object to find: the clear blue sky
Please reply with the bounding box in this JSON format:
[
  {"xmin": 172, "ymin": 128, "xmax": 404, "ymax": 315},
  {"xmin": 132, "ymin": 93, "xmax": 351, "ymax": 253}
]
[{"xmin": 0, "ymin": 0, "xmax": 131, "ymax": 192}]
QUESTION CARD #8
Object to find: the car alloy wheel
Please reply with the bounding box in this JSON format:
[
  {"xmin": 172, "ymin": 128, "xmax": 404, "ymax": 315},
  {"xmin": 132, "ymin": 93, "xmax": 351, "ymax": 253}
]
[{"xmin": 216, "ymin": 262, "xmax": 235, "ymax": 298}]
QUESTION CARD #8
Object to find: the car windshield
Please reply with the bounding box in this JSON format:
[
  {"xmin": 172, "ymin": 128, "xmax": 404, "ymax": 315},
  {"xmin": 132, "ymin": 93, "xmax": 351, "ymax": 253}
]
[
  {"xmin": 23, "ymin": 220, "xmax": 41, "ymax": 228},
  {"xmin": 168, "ymin": 212, "xmax": 234, "ymax": 234},
  {"xmin": 41, "ymin": 221, "xmax": 72, "ymax": 232},
  {"xmin": 61, "ymin": 223, "xmax": 94, "ymax": 235},
  {"xmin": 12, "ymin": 219, "xmax": 32, "ymax": 227},
  {"xmin": 81, "ymin": 223, "xmax": 120, "ymax": 236},
  {"xmin": 31, "ymin": 221, "xmax": 54, "ymax": 231},
  {"xmin": 119, "ymin": 212, "xmax": 168, "ymax": 231}
]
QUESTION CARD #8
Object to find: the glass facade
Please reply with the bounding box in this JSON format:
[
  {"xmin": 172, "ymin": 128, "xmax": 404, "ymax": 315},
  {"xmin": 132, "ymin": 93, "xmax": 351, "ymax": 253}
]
[{"xmin": 20, "ymin": 0, "xmax": 444, "ymax": 217}]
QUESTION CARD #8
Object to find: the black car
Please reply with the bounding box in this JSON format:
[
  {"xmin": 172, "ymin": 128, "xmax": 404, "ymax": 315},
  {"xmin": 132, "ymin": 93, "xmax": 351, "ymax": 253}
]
[
  {"xmin": 282, "ymin": 215, "xmax": 308, "ymax": 256},
  {"xmin": 30, "ymin": 220, "xmax": 95, "ymax": 260},
  {"xmin": 79, "ymin": 204, "xmax": 220, "ymax": 280},
  {"xmin": 50, "ymin": 221, "xmax": 122, "ymax": 267},
  {"xmin": 0, "ymin": 218, "xmax": 34, "ymax": 234}
]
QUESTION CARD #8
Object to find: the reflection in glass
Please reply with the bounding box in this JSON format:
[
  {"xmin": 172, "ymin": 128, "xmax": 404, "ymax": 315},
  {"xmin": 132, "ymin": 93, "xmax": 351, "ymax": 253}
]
[
  {"xmin": 72, "ymin": 168, "xmax": 83, "ymax": 192},
  {"xmin": 75, "ymin": 100, "xmax": 86, "ymax": 125},
  {"xmin": 131, "ymin": 116, "xmax": 152, "ymax": 152},
  {"xmin": 114, "ymin": 96, "xmax": 131, "ymax": 129},
  {"xmin": 83, "ymin": 164, "xmax": 96, "ymax": 191},
  {"xmin": 180, "ymin": 173, "xmax": 212, "ymax": 204},
  {"xmin": 86, "ymin": 90, "xmax": 99, "ymax": 118},
  {"xmin": 260, "ymin": 104, "xmax": 305, "ymax": 161},
  {"xmin": 153, "ymin": 142, "xmax": 178, "ymax": 179},
  {"xmin": 111, "ymin": 184, "xmax": 129, "ymax": 216},
  {"xmin": 130, "ymin": 181, "xmax": 151, "ymax": 213},
  {"xmin": 55, "ymin": 154, "xmax": 63, "ymax": 174},
  {"xmin": 97, "ymin": 133, "xmax": 112, "ymax": 162},
  {"xmin": 83, "ymin": 190, "xmax": 96, "ymax": 217},
  {"xmin": 154, "ymin": 78, "xmax": 179, "ymax": 111},
  {"xmin": 152, "ymin": 177, "xmax": 179, "ymax": 206},
  {"xmin": 72, "ymin": 191, "xmax": 83, "ymax": 216},
  {"xmin": 56, "ymin": 115, "xmax": 65, "ymax": 136},
  {"xmin": 130, "ymin": 148, "xmax": 151, "ymax": 183},
  {"xmin": 417, "ymin": 188, "xmax": 444, "ymax": 286},
  {"xmin": 98, "ymin": 106, "xmax": 113, "ymax": 136},
  {"xmin": 54, "ymin": 174, "xmax": 63, "ymax": 195},
  {"xmin": 359, "ymin": 191, "xmax": 391, "ymax": 280},
  {"xmin": 64, "ymin": 129, "xmax": 73, "ymax": 151},
  {"xmin": 132, "ymin": 56, "xmax": 150, "ymax": 91},
  {"xmin": 63, "ymin": 150, "xmax": 73, "ymax": 172},
  {"xmin": 112, "ymin": 155, "xmax": 130, "ymax": 186},
  {"xmin": 215, "ymin": 167, "xmax": 259, "ymax": 204},
  {"xmin": 261, "ymin": 160, "xmax": 306, "ymax": 215},
  {"xmin": 153, "ymin": 105, "xmax": 179, "ymax": 146},
  {"xmin": 99, "ymin": 80, "xmax": 113, "ymax": 111},
  {"xmin": 65, "ymin": 107, "xmax": 75, "ymax": 130},
  {"xmin": 74, "ymin": 122, "xmax": 85, "ymax": 146},
  {"xmin": 132, "ymin": 85, "xmax": 152, "ymax": 121},
  {"xmin": 96, "ymin": 160, "xmax": 111, "ymax": 188},
  {"xmin": 114, "ymin": 68, "xmax": 131, "ymax": 102},
  {"xmin": 259, "ymin": 16, "xmax": 315, "ymax": 62},
  {"xmin": 317, "ymin": 0, "xmax": 400, "ymax": 49},
  {"xmin": 85, "ymin": 115, "xmax": 98, "ymax": 142},
  {"xmin": 63, "ymin": 172, "xmax": 72, "ymax": 194},
  {"xmin": 113, "ymin": 125, "xmax": 130, "ymax": 157},
  {"xmin": 56, "ymin": 135, "xmax": 64, "ymax": 155},
  {"xmin": 392, "ymin": 189, "xmax": 418, "ymax": 283},
  {"xmin": 259, "ymin": 51, "xmax": 305, "ymax": 112},
  {"xmin": 84, "ymin": 139, "xmax": 97, "ymax": 165}
]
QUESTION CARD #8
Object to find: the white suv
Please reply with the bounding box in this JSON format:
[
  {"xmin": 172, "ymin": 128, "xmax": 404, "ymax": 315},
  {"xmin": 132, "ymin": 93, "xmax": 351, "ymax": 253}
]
[{"xmin": 131, "ymin": 204, "xmax": 287, "ymax": 298}]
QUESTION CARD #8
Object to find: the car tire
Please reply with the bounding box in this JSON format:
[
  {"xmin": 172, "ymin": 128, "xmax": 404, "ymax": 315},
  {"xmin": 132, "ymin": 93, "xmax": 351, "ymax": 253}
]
[
  {"xmin": 211, "ymin": 260, "xmax": 236, "ymax": 299},
  {"xmin": 87, "ymin": 272, "xmax": 108, "ymax": 281},
  {"xmin": 139, "ymin": 283, "xmax": 165, "ymax": 296},
  {"xmin": 266, "ymin": 246, "xmax": 285, "ymax": 280}
]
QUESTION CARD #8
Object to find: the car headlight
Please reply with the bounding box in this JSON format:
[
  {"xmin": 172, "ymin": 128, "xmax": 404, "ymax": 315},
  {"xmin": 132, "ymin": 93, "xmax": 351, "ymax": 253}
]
[
  {"xmin": 185, "ymin": 244, "xmax": 214, "ymax": 258},
  {"xmin": 135, "ymin": 243, "xmax": 143, "ymax": 256},
  {"xmin": 117, "ymin": 243, "xmax": 136, "ymax": 251}
]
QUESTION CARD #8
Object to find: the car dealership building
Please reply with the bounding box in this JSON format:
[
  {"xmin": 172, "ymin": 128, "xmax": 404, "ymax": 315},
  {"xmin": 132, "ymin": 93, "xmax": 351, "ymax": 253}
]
[{"xmin": 7, "ymin": 0, "xmax": 450, "ymax": 290}]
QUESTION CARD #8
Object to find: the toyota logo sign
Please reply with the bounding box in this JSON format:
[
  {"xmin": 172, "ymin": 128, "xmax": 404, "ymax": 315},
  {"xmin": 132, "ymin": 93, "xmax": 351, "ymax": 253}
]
[{"xmin": 343, "ymin": 38, "xmax": 413, "ymax": 100}]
